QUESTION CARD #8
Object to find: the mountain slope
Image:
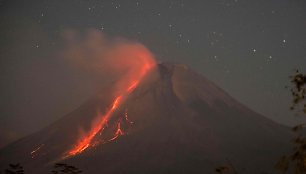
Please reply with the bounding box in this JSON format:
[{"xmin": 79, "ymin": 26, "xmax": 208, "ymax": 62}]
[{"xmin": 0, "ymin": 63, "xmax": 291, "ymax": 174}]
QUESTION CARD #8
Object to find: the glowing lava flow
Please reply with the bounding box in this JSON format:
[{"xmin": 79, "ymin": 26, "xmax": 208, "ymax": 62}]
[
  {"xmin": 108, "ymin": 122, "xmax": 124, "ymax": 142},
  {"xmin": 64, "ymin": 60, "xmax": 155, "ymax": 159},
  {"xmin": 127, "ymin": 81, "xmax": 139, "ymax": 93},
  {"xmin": 66, "ymin": 95, "xmax": 123, "ymax": 157}
]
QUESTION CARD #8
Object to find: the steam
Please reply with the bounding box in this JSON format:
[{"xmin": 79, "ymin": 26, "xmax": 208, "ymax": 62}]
[{"xmin": 62, "ymin": 29, "xmax": 156, "ymax": 96}]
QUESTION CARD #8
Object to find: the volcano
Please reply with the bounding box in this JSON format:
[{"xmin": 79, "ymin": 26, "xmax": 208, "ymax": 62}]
[{"xmin": 0, "ymin": 63, "xmax": 291, "ymax": 174}]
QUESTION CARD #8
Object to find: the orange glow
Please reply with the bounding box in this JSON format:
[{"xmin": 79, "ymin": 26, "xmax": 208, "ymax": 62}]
[
  {"xmin": 127, "ymin": 80, "xmax": 139, "ymax": 93},
  {"xmin": 64, "ymin": 57, "xmax": 155, "ymax": 159},
  {"xmin": 63, "ymin": 32, "xmax": 156, "ymax": 159},
  {"xmin": 66, "ymin": 95, "xmax": 129, "ymax": 157},
  {"xmin": 108, "ymin": 122, "xmax": 124, "ymax": 142},
  {"xmin": 111, "ymin": 96, "xmax": 123, "ymax": 110},
  {"xmin": 66, "ymin": 96, "xmax": 122, "ymax": 157}
]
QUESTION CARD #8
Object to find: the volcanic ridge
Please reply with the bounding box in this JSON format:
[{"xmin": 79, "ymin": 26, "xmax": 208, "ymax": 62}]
[{"xmin": 0, "ymin": 63, "xmax": 291, "ymax": 174}]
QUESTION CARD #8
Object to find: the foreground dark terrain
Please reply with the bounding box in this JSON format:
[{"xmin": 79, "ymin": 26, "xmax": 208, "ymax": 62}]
[{"xmin": 0, "ymin": 63, "xmax": 292, "ymax": 173}]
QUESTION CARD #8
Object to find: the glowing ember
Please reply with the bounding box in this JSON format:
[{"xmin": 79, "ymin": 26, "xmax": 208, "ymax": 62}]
[
  {"xmin": 30, "ymin": 144, "xmax": 44, "ymax": 158},
  {"xmin": 125, "ymin": 109, "xmax": 133, "ymax": 124}
]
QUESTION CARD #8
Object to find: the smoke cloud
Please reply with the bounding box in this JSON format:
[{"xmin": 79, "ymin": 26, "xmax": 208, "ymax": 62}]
[{"xmin": 61, "ymin": 29, "xmax": 156, "ymax": 96}]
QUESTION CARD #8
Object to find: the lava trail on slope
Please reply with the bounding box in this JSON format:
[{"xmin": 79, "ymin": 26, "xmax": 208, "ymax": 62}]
[{"xmin": 64, "ymin": 51, "xmax": 156, "ymax": 158}]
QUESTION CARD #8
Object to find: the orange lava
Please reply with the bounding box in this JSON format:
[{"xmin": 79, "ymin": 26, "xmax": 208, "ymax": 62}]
[
  {"xmin": 67, "ymin": 95, "xmax": 123, "ymax": 156},
  {"xmin": 64, "ymin": 55, "xmax": 155, "ymax": 158},
  {"xmin": 127, "ymin": 80, "xmax": 139, "ymax": 93},
  {"xmin": 108, "ymin": 122, "xmax": 124, "ymax": 142}
]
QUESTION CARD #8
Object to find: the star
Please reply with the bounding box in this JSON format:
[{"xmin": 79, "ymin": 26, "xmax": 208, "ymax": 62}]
[
  {"xmin": 213, "ymin": 55, "xmax": 219, "ymax": 61},
  {"xmin": 252, "ymin": 49, "xmax": 256, "ymax": 53},
  {"xmin": 266, "ymin": 56, "xmax": 273, "ymax": 62}
]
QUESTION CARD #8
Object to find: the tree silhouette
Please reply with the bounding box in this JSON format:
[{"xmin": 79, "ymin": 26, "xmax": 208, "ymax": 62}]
[
  {"xmin": 4, "ymin": 163, "xmax": 24, "ymax": 174},
  {"xmin": 2, "ymin": 163, "xmax": 82, "ymax": 174},
  {"xmin": 288, "ymin": 70, "xmax": 306, "ymax": 113},
  {"xmin": 51, "ymin": 163, "xmax": 82, "ymax": 174},
  {"xmin": 215, "ymin": 159, "xmax": 238, "ymax": 174},
  {"xmin": 275, "ymin": 70, "xmax": 306, "ymax": 174},
  {"xmin": 215, "ymin": 70, "xmax": 306, "ymax": 174}
]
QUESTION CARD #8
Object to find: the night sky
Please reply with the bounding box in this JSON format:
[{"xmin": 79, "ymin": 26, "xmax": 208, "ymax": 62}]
[{"xmin": 0, "ymin": 0, "xmax": 305, "ymax": 147}]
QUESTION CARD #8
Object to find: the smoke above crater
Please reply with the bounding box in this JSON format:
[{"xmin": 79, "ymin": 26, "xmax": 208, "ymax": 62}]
[{"xmin": 61, "ymin": 29, "xmax": 156, "ymax": 96}]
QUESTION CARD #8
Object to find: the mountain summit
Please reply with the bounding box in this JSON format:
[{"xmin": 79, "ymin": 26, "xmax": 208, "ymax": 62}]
[{"xmin": 0, "ymin": 63, "xmax": 291, "ymax": 173}]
